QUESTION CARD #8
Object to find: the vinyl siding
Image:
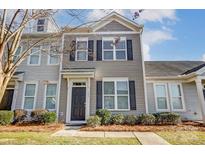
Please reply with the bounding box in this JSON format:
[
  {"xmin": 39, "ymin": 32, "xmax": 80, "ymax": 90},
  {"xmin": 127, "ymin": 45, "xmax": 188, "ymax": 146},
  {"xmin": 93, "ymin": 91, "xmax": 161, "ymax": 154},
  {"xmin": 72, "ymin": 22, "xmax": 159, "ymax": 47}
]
[
  {"xmin": 60, "ymin": 33, "xmax": 146, "ymax": 121},
  {"xmin": 146, "ymin": 82, "xmax": 202, "ymax": 120},
  {"xmin": 13, "ymin": 41, "xmax": 60, "ymax": 110}
]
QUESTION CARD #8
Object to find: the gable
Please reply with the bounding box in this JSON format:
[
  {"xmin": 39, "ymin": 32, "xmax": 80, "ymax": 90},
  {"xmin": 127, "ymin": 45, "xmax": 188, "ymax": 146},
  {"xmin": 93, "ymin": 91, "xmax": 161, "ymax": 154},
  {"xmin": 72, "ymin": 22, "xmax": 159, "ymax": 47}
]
[{"xmin": 96, "ymin": 20, "xmax": 133, "ymax": 32}]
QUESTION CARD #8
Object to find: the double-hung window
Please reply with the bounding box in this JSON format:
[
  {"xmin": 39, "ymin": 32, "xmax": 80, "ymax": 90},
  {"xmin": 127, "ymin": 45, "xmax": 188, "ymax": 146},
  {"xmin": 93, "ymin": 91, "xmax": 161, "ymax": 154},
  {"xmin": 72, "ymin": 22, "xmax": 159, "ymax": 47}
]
[
  {"xmin": 103, "ymin": 37, "xmax": 127, "ymax": 61},
  {"xmin": 48, "ymin": 45, "xmax": 60, "ymax": 65},
  {"xmin": 28, "ymin": 46, "xmax": 41, "ymax": 65},
  {"xmin": 103, "ymin": 78, "xmax": 129, "ymax": 110},
  {"xmin": 23, "ymin": 83, "xmax": 37, "ymax": 110},
  {"xmin": 169, "ymin": 83, "xmax": 184, "ymax": 111},
  {"xmin": 45, "ymin": 83, "xmax": 57, "ymax": 110},
  {"xmin": 76, "ymin": 38, "xmax": 88, "ymax": 61},
  {"xmin": 154, "ymin": 83, "xmax": 185, "ymax": 112},
  {"xmin": 14, "ymin": 46, "xmax": 22, "ymax": 62},
  {"xmin": 37, "ymin": 19, "xmax": 45, "ymax": 32},
  {"xmin": 154, "ymin": 83, "xmax": 169, "ymax": 111}
]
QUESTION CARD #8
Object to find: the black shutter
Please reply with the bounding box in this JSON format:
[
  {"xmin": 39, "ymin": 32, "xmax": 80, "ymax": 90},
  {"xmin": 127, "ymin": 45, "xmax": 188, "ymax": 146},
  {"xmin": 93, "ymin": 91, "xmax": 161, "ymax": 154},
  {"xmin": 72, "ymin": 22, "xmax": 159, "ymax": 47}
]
[
  {"xmin": 127, "ymin": 40, "xmax": 133, "ymax": 60},
  {"xmin": 96, "ymin": 81, "xmax": 102, "ymax": 109},
  {"xmin": 88, "ymin": 40, "xmax": 94, "ymax": 61},
  {"xmin": 129, "ymin": 80, "xmax": 136, "ymax": 110},
  {"xmin": 70, "ymin": 40, "xmax": 76, "ymax": 61},
  {"xmin": 96, "ymin": 40, "xmax": 102, "ymax": 61}
]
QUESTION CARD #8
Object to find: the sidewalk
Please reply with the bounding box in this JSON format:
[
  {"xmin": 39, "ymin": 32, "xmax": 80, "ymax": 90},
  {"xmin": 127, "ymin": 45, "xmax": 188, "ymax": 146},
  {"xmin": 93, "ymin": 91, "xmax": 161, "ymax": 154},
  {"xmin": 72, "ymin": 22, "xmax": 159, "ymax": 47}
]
[{"xmin": 52, "ymin": 126, "xmax": 170, "ymax": 145}]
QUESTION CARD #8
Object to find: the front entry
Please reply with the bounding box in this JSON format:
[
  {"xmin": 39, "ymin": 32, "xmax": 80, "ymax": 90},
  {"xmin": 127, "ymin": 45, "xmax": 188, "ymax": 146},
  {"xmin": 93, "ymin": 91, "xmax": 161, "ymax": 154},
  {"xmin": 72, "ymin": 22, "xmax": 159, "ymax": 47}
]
[
  {"xmin": 71, "ymin": 86, "xmax": 86, "ymax": 121},
  {"xmin": 0, "ymin": 89, "xmax": 14, "ymax": 110}
]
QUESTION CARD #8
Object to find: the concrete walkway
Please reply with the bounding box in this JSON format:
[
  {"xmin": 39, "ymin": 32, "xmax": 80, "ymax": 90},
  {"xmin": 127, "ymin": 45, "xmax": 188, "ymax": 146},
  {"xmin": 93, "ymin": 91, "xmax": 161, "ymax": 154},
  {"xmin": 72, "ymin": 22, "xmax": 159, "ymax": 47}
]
[{"xmin": 52, "ymin": 126, "xmax": 170, "ymax": 145}]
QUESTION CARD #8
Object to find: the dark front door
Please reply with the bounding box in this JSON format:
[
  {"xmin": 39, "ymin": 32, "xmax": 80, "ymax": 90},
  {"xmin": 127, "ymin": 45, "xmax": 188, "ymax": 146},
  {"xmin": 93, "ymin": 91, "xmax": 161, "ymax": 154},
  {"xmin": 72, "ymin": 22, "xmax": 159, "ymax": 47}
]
[
  {"xmin": 0, "ymin": 89, "xmax": 14, "ymax": 110},
  {"xmin": 71, "ymin": 87, "xmax": 86, "ymax": 121}
]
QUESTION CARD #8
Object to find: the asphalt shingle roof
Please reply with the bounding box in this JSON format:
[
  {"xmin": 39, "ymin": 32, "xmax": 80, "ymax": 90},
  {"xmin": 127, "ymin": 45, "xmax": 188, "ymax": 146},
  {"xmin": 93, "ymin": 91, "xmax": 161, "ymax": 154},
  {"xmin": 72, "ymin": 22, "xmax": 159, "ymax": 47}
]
[{"xmin": 145, "ymin": 61, "xmax": 205, "ymax": 77}]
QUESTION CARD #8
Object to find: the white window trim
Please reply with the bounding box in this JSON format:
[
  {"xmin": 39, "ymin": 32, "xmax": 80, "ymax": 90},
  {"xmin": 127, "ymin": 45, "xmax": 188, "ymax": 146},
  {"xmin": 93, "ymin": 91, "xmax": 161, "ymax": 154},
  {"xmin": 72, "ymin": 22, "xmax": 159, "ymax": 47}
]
[
  {"xmin": 43, "ymin": 81, "xmax": 58, "ymax": 111},
  {"xmin": 153, "ymin": 83, "xmax": 170, "ymax": 112},
  {"xmin": 47, "ymin": 45, "xmax": 60, "ymax": 65},
  {"xmin": 168, "ymin": 83, "xmax": 186, "ymax": 112},
  {"xmin": 27, "ymin": 46, "xmax": 41, "ymax": 66},
  {"xmin": 102, "ymin": 37, "xmax": 127, "ymax": 61},
  {"xmin": 102, "ymin": 77, "xmax": 130, "ymax": 111},
  {"xmin": 22, "ymin": 81, "xmax": 38, "ymax": 111},
  {"xmin": 75, "ymin": 37, "xmax": 88, "ymax": 61}
]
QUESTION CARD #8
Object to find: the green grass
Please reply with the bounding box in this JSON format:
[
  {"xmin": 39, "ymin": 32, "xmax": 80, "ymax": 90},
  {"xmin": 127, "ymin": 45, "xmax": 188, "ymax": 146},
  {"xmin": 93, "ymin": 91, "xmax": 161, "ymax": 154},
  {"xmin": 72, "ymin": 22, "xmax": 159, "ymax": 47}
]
[
  {"xmin": 0, "ymin": 132, "xmax": 140, "ymax": 145},
  {"xmin": 156, "ymin": 131, "xmax": 205, "ymax": 145}
]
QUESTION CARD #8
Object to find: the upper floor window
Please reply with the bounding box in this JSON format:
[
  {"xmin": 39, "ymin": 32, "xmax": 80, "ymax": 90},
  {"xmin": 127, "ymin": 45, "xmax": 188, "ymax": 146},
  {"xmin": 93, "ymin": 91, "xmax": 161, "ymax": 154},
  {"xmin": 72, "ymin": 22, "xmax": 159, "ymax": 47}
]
[
  {"xmin": 14, "ymin": 46, "xmax": 22, "ymax": 62},
  {"xmin": 28, "ymin": 46, "xmax": 41, "ymax": 65},
  {"xmin": 48, "ymin": 45, "xmax": 60, "ymax": 65},
  {"xmin": 154, "ymin": 83, "xmax": 185, "ymax": 112},
  {"xmin": 102, "ymin": 37, "xmax": 127, "ymax": 61},
  {"xmin": 75, "ymin": 38, "xmax": 88, "ymax": 61},
  {"xmin": 37, "ymin": 19, "xmax": 45, "ymax": 32},
  {"xmin": 103, "ymin": 78, "xmax": 129, "ymax": 110}
]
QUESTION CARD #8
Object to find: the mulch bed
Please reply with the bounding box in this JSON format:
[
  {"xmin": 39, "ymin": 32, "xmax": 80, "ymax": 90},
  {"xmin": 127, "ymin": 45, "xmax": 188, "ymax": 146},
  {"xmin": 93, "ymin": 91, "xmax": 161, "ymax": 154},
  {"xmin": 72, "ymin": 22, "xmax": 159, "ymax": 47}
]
[
  {"xmin": 80, "ymin": 121, "xmax": 205, "ymax": 132},
  {"xmin": 0, "ymin": 123, "xmax": 64, "ymax": 132}
]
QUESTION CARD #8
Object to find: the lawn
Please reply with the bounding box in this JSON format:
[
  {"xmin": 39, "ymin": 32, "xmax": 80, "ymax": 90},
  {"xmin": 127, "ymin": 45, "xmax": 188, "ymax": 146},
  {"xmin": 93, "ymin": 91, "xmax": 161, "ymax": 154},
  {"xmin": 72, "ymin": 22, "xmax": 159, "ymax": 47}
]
[
  {"xmin": 0, "ymin": 132, "xmax": 140, "ymax": 145},
  {"xmin": 156, "ymin": 131, "xmax": 205, "ymax": 145}
]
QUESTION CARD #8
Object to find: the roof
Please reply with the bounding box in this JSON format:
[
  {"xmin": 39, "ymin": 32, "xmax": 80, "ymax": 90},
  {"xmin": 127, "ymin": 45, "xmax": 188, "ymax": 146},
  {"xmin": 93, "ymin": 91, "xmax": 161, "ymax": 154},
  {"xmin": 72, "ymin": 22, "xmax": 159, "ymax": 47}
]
[{"xmin": 145, "ymin": 61, "xmax": 205, "ymax": 77}]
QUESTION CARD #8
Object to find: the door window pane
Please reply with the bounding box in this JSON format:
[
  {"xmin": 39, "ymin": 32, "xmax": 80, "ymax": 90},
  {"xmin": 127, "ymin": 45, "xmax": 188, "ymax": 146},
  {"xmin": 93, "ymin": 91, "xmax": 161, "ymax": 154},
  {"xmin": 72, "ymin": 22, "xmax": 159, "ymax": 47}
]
[
  {"xmin": 104, "ymin": 82, "xmax": 114, "ymax": 94},
  {"xmin": 117, "ymin": 96, "xmax": 128, "ymax": 109},
  {"xmin": 104, "ymin": 96, "xmax": 114, "ymax": 109}
]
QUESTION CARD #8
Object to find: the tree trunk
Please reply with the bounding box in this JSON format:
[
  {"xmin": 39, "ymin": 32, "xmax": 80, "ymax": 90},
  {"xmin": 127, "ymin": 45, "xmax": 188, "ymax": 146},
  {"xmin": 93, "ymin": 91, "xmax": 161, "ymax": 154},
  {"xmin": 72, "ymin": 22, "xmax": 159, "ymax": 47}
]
[{"xmin": 0, "ymin": 72, "xmax": 11, "ymax": 104}]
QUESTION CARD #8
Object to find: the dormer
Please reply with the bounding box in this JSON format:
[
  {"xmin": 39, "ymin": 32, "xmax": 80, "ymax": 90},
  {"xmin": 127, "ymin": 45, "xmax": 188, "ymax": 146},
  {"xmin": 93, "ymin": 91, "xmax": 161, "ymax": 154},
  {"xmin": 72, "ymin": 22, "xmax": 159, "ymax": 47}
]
[{"xmin": 32, "ymin": 17, "xmax": 59, "ymax": 33}]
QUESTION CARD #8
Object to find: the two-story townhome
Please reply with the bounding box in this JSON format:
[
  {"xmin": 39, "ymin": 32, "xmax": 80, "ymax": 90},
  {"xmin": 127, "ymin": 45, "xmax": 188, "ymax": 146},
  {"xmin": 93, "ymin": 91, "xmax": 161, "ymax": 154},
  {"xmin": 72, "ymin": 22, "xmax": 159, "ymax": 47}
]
[{"xmin": 1, "ymin": 12, "xmax": 205, "ymax": 124}]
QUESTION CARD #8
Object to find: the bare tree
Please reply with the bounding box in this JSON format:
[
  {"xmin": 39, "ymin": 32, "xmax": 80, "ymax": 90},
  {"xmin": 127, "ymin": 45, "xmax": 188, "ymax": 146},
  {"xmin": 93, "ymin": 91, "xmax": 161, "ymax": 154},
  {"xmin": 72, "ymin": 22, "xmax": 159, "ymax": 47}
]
[{"xmin": 0, "ymin": 9, "xmax": 64, "ymax": 103}]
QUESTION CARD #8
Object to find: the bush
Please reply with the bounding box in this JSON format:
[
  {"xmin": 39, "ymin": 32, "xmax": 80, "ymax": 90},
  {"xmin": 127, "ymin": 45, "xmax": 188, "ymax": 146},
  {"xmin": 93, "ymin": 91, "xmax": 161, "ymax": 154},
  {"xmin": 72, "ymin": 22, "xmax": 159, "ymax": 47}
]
[
  {"xmin": 87, "ymin": 115, "xmax": 101, "ymax": 127},
  {"xmin": 13, "ymin": 109, "xmax": 27, "ymax": 124},
  {"xmin": 111, "ymin": 113, "xmax": 125, "ymax": 125},
  {"xmin": 96, "ymin": 109, "xmax": 111, "ymax": 125},
  {"xmin": 153, "ymin": 112, "xmax": 181, "ymax": 125},
  {"xmin": 31, "ymin": 109, "xmax": 48, "ymax": 124},
  {"xmin": 138, "ymin": 114, "xmax": 156, "ymax": 125},
  {"xmin": 42, "ymin": 112, "xmax": 56, "ymax": 123},
  {"xmin": 124, "ymin": 115, "xmax": 137, "ymax": 125},
  {"xmin": 0, "ymin": 111, "xmax": 14, "ymax": 125}
]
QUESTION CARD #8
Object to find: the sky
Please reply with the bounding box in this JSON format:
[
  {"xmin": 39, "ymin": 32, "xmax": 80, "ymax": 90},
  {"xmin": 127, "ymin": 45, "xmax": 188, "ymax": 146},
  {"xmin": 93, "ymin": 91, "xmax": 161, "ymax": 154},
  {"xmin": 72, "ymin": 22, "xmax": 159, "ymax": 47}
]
[{"xmin": 54, "ymin": 9, "xmax": 205, "ymax": 61}]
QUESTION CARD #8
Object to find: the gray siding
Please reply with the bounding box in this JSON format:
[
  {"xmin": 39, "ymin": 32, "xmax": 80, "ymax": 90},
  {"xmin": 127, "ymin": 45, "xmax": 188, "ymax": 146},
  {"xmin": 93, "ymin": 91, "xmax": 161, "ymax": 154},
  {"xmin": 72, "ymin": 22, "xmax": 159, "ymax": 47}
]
[
  {"xmin": 13, "ymin": 42, "xmax": 60, "ymax": 110},
  {"xmin": 146, "ymin": 82, "xmax": 202, "ymax": 120},
  {"xmin": 96, "ymin": 21, "xmax": 132, "ymax": 32},
  {"xmin": 60, "ymin": 33, "xmax": 146, "ymax": 121}
]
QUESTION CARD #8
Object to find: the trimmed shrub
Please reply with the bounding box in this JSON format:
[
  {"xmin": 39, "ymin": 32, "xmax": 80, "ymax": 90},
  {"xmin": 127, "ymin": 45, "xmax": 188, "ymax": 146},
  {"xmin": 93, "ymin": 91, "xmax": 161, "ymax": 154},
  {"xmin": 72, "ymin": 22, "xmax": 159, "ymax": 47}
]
[
  {"xmin": 42, "ymin": 112, "xmax": 57, "ymax": 124},
  {"xmin": 87, "ymin": 115, "xmax": 101, "ymax": 127},
  {"xmin": 13, "ymin": 109, "xmax": 27, "ymax": 124},
  {"xmin": 124, "ymin": 115, "xmax": 137, "ymax": 125},
  {"xmin": 31, "ymin": 109, "xmax": 48, "ymax": 124},
  {"xmin": 153, "ymin": 112, "xmax": 181, "ymax": 125},
  {"xmin": 0, "ymin": 111, "xmax": 14, "ymax": 125},
  {"xmin": 111, "ymin": 113, "xmax": 125, "ymax": 125},
  {"xmin": 138, "ymin": 114, "xmax": 156, "ymax": 125},
  {"xmin": 96, "ymin": 109, "xmax": 111, "ymax": 125}
]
